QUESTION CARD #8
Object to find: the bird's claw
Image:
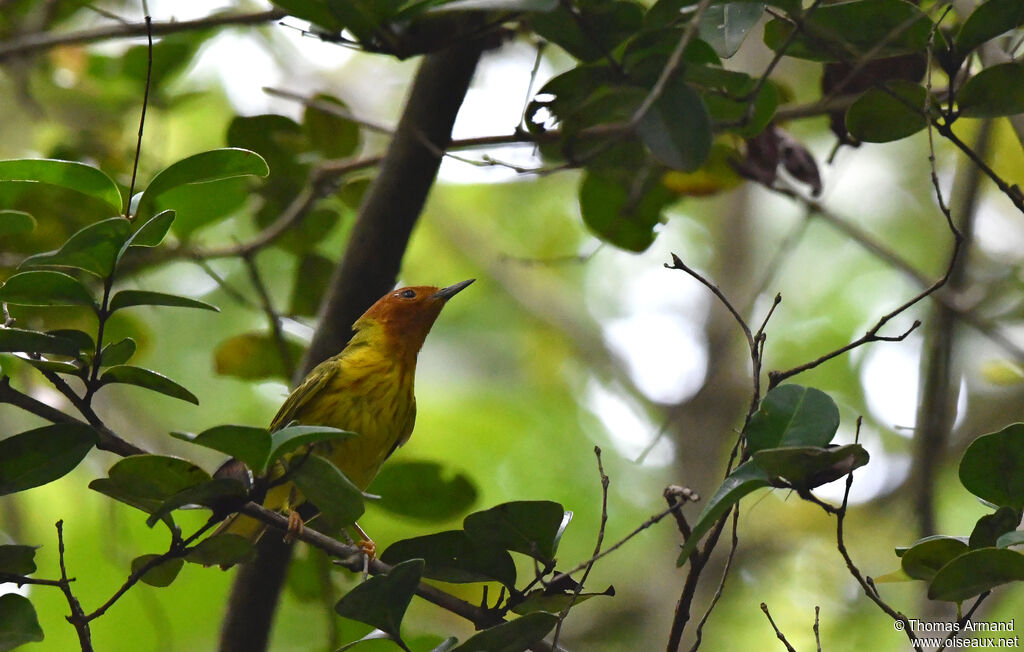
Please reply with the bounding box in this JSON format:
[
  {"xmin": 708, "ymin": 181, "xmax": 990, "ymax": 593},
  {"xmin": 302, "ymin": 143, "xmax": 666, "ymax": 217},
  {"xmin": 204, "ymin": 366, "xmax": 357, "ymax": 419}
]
[{"xmin": 284, "ymin": 511, "xmax": 304, "ymax": 543}]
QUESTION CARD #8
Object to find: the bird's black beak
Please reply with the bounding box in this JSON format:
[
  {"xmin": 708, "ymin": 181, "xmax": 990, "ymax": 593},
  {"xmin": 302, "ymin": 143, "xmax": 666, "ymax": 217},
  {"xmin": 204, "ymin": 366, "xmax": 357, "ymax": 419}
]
[{"xmin": 432, "ymin": 279, "xmax": 475, "ymax": 301}]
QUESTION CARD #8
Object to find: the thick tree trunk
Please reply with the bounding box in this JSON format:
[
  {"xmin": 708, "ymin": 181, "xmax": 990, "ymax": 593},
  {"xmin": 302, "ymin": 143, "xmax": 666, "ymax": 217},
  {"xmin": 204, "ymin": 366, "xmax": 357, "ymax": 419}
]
[{"xmin": 218, "ymin": 39, "xmax": 485, "ymax": 652}]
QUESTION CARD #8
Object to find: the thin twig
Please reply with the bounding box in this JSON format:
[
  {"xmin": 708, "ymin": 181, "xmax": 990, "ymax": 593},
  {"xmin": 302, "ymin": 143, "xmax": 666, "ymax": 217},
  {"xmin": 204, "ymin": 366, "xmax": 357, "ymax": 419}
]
[
  {"xmin": 242, "ymin": 253, "xmax": 295, "ymax": 379},
  {"xmin": 125, "ymin": 12, "xmax": 152, "ymax": 219},
  {"xmin": 55, "ymin": 521, "xmax": 92, "ymax": 652},
  {"xmin": 665, "ymin": 253, "xmax": 753, "ymax": 349},
  {"xmin": 760, "ymin": 603, "xmax": 797, "ymax": 652},
  {"xmin": 686, "ymin": 507, "xmax": 740, "ymax": 652},
  {"xmin": 814, "ymin": 606, "xmax": 821, "ymax": 652}
]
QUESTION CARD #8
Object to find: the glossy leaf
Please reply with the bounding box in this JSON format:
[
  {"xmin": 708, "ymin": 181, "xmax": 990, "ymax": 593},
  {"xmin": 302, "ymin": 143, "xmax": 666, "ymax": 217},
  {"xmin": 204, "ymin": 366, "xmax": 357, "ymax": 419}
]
[
  {"xmin": 381, "ymin": 530, "xmax": 517, "ymax": 587},
  {"xmin": 969, "ymin": 506, "xmax": 1021, "ymax": 549},
  {"xmin": 846, "ymin": 81, "xmax": 928, "ymax": 142},
  {"xmin": 47, "ymin": 329, "xmax": 94, "ymax": 352},
  {"xmin": 532, "ymin": 1, "xmax": 643, "ymax": 62},
  {"xmin": 956, "ymin": 0, "xmax": 1024, "ymax": 56},
  {"xmin": 746, "ymin": 385, "xmax": 840, "ymax": 454},
  {"xmin": 334, "ymin": 558, "xmax": 424, "ymax": 641},
  {"xmin": 997, "ymin": 531, "xmax": 1024, "ymax": 548},
  {"xmin": 0, "ymin": 270, "xmax": 95, "ymax": 308},
  {"xmin": 99, "ymin": 337, "xmax": 136, "ymax": 367},
  {"xmin": 900, "ymin": 536, "xmax": 968, "ymax": 581},
  {"xmin": 267, "ymin": 425, "xmax": 357, "ymax": 469},
  {"xmin": 131, "ymin": 555, "xmax": 184, "ymax": 588},
  {"xmin": 959, "ymin": 424, "xmax": 1024, "ymax": 509},
  {"xmin": 172, "ymin": 425, "xmax": 271, "ymax": 473},
  {"xmin": 20, "ymin": 217, "xmax": 130, "ymax": 277},
  {"xmin": 370, "ymin": 461, "xmax": 478, "ymax": 521},
  {"xmin": 213, "ymin": 332, "xmax": 306, "ymax": 381},
  {"xmin": 432, "ymin": 0, "xmax": 556, "ymax": 11},
  {"xmin": 699, "ymin": 3, "xmax": 764, "ymax": 58},
  {"xmin": 0, "ymin": 327, "xmax": 81, "ymax": 356},
  {"xmin": 137, "ymin": 148, "xmax": 269, "ymax": 219},
  {"xmin": 578, "ymin": 169, "xmax": 674, "ymax": 252},
  {"xmin": 0, "ymin": 158, "xmax": 121, "ymax": 213},
  {"xmin": 752, "ymin": 444, "xmax": 869, "ymax": 490},
  {"xmin": 463, "ymin": 500, "xmax": 571, "ymax": 563},
  {"xmin": 0, "ymin": 424, "xmax": 97, "ymax": 496},
  {"xmin": 0, "ymin": 594, "xmax": 44, "ymax": 651},
  {"xmin": 452, "ymin": 612, "xmax": 558, "ymax": 652},
  {"xmin": 511, "ymin": 586, "xmax": 615, "ymax": 615},
  {"xmin": 957, "ymin": 63, "xmax": 1024, "ymax": 118},
  {"xmin": 123, "ymin": 209, "xmax": 175, "ymax": 249},
  {"xmin": 185, "ymin": 534, "xmax": 256, "ymax": 566},
  {"xmin": 90, "ymin": 455, "xmax": 210, "ymax": 516},
  {"xmin": 677, "ymin": 460, "xmax": 771, "ymax": 565},
  {"xmin": 636, "ymin": 78, "xmax": 712, "ymax": 172},
  {"xmin": 0, "ymin": 545, "xmax": 38, "ymax": 575},
  {"xmin": 271, "ymin": 0, "xmax": 345, "ymax": 31},
  {"xmin": 928, "ymin": 547, "xmax": 1024, "ymax": 601},
  {"xmin": 289, "ymin": 454, "xmax": 365, "ymax": 529},
  {"xmin": 108, "ymin": 290, "xmax": 218, "ymax": 313},
  {"xmin": 100, "ymin": 365, "xmax": 199, "ymax": 404},
  {"xmin": 146, "ymin": 478, "xmax": 249, "ymax": 527},
  {"xmin": 0, "ymin": 210, "xmax": 35, "ymax": 236}
]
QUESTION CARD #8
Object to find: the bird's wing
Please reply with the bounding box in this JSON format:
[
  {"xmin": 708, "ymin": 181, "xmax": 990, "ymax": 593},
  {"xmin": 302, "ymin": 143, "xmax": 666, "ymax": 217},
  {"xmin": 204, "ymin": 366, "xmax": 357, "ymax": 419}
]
[
  {"xmin": 384, "ymin": 396, "xmax": 416, "ymax": 461},
  {"xmin": 269, "ymin": 360, "xmax": 335, "ymax": 431}
]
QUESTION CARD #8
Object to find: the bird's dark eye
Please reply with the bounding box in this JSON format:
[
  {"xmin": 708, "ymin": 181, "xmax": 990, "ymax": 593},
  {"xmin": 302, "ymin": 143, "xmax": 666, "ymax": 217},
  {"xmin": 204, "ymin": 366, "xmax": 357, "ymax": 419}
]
[{"xmin": 400, "ymin": 289, "xmax": 416, "ymax": 299}]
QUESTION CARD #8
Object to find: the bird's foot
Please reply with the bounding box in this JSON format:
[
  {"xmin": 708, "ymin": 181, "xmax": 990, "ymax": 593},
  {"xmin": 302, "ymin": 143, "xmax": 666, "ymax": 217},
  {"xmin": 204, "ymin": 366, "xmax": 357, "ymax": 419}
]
[{"xmin": 284, "ymin": 510, "xmax": 304, "ymax": 543}]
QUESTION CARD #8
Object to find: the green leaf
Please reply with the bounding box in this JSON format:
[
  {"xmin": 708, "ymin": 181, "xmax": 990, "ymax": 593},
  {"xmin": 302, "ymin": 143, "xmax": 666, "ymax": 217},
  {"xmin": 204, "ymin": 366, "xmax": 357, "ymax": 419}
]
[
  {"xmin": 0, "ymin": 210, "xmax": 35, "ymax": 236},
  {"xmin": 47, "ymin": 329, "xmax": 95, "ymax": 352},
  {"xmin": 0, "ymin": 327, "xmax": 81, "ymax": 356},
  {"xmin": 137, "ymin": 148, "xmax": 269, "ymax": 219},
  {"xmin": 900, "ymin": 536, "xmax": 969, "ymax": 581},
  {"xmin": 463, "ymin": 501, "xmax": 571, "ymax": 564},
  {"xmin": 511, "ymin": 586, "xmax": 615, "ymax": 615},
  {"xmin": 213, "ymin": 332, "xmax": 306, "ymax": 381},
  {"xmin": 334, "ymin": 558, "xmax": 424, "ymax": 641},
  {"xmin": 370, "ymin": 461, "xmax": 478, "ymax": 521},
  {"xmin": 0, "ymin": 594, "xmax": 44, "ymax": 651},
  {"xmin": 131, "ymin": 554, "xmax": 184, "ymax": 588},
  {"xmin": 578, "ymin": 168, "xmax": 674, "ymax": 252},
  {"xmin": 957, "ymin": 63, "xmax": 1024, "ymax": 119},
  {"xmin": 99, "ymin": 337, "xmax": 136, "ymax": 367},
  {"xmin": 99, "ymin": 365, "xmax": 199, "ymax": 404},
  {"xmin": 752, "ymin": 444, "xmax": 869, "ymax": 490},
  {"xmin": 123, "ymin": 209, "xmax": 175, "ymax": 249},
  {"xmin": 431, "ymin": 0, "xmax": 556, "ymax": 11},
  {"xmin": 699, "ymin": 3, "xmax": 764, "ymax": 58},
  {"xmin": 289, "ymin": 454, "xmax": 365, "ymax": 529},
  {"xmin": 271, "ymin": 0, "xmax": 345, "ymax": 32},
  {"xmin": 969, "ymin": 506, "xmax": 1021, "ymax": 549},
  {"xmin": 89, "ymin": 454, "xmax": 211, "ymax": 515},
  {"xmin": 268, "ymin": 425, "xmax": 357, "ymax": 470},
  {"xmin": 0, "ymin": 158, "xmax": 122, "ymax": 213},
  {"xmin": 108, "ymin": 290, "xmax": 219, "ymax": 313},
  {"xmin": 289, "ymin": 254, "xmax": 335, "ymax": 317},
  {"xmin": 185, "ymin": 534, "xmax": 256, "ymax": 566},
  {"xmin": 303, "ymin": 94, "xmax": 360, "ymax": 159},
  {"xmin": 846, "ymin": 81, "xmax": 928, "ymax": 143},
  {"xmin": 145, "ymin": 478, "xmax": 248, "ymax": 527},
  {"xmin": 677, "ymin": 460, "xmax": 771, "ymax": 565},
  {"xmin": 0, "ymin": 545, "xmax": 38, "ymax": 575},
  {"xmin": 172, "ymin": 425, "xmax": 271, "ymax": 473},
  {"xmin": 0, "ymin": 270, "xmax": 95, "ymax": 308},
  {"xmin": 959, "ymin": 424, "xmax": 1024, "ymax": 509},
  {"xmin": 745, "ymin": 385, "xmax": 840, "ymax": 454},
  {"xmin": 381, "ymin": 530, "xmax": 517, "ymax": 587},
  {"xmin": 532, "ymin": 1, "xmax": 643, "ymax": 62},
  {"xmin": 928, "ymin": 547, "xmax": 1024, "ymax": 601},
  {"xmin": 452, "ymin": 612, "xmax": 559, "ymax": 652},
  {"xmin": 20, "ymin": 217, "xmax": 131, "ymax": 277},
  {"xmin": 636, "ymin": 78, "xmax": 712, "ymax": 172},
  {"xmin": 997, "ymin": 531, "xmax": 1024, "ymax": 548},
  {"xmin": 956, "ymin": 0, "xmax": 1024, "ymax": 56},
  {"xmin": 762, "ymin": 0, "xmax": 932, "ymax": 62},
  {"xmin": 0, "ymin": 424, "xmax": 97, "ymax": 496}
]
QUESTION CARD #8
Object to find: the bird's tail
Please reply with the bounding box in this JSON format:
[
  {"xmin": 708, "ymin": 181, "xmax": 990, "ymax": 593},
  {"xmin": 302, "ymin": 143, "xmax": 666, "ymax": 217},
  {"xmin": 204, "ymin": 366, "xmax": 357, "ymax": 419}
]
[{"xmin": 213, "ymin": 512, "xmax": 268, "ymax": 541}]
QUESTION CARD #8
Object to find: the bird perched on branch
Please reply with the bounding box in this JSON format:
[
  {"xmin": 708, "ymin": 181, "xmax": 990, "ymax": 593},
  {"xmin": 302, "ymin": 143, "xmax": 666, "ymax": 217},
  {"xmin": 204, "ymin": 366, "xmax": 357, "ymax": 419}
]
[{"xmin": 217, "ymin": 279, "xmax": 474, "ymax": 554}]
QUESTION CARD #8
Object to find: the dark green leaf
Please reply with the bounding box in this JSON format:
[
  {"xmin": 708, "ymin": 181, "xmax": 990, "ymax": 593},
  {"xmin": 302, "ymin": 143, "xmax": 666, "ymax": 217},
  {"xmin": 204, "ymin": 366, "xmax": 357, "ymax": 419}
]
[
  {"xmin": 268, "ymin": 425, "xmax": 357, "ymax": 470},
  {"xmin": 100, "ymin": 365, "xmax": 198, "ymax": 404},
  {"xmin": 452, "ymin": 612, "xmax": 558, "ymax": 652},
  {"xmin": 959, "ymin": 423, "xmax": 1024, "ymax": 509},
  {"xmin": 699, "ymin": 3, "xmax": 764, "ymax": 57},
  {"xmin": 370, "ymin": 461, "xmax": 478, "ymax": 521},
  {"xmin": 956, "ymin": 0, "xmax": 1024, "ymax": 56},
  {"xmin": 900, "ymin": 536, "xmax": 968, "ymax": 581},
  {"xmin": 325, "ymin": 0, "xmax": 404, "ymax": 46},
  {"xmin": 303, "ymin": 95, "xmax": 360, "ymax": 158},
  {"xmin": 752, "ymin": 444, "xmax": 869, "ymax": 490},
  {"xmin": 846, "ymin": 81, "xmax": 928, "ymax": 142},
  {"xmin": 511, "ymin": 586, "xmax": 615, "ymax": 615},
  {"xmin": 997, "ymin": 531, "xmax": 1024, "ymax": 548},
  {"xmin": 578, "ymin": 168, "xmax": 674, "ymax": 252},
  {"xmin": 20, "ymin": 217, "xmax": 130, "ymax": 277},
  {"xmin": 290, "ymin": 254, "xmax": 335, "ymax": 317},
  {"xmin": 123, "ymin": 209, "xmax": 175, "ymax": 249},
  {"xmin": 172, "ymin": 425, "xmax": 271, "ymax": 473},
  {"xmin": 677, "ymin": 460, "xmax": 770, "ymax": 565},
  {"xmin": 0, "ymin": 159, "xmax": 121, "ymax": 213},
  {"xmin": 381, "ymin": 530, "xmax": 517, "ymax": 587},
  {"xmin": 957, "ymin": 63, "xmax": 1024, "ymax": 118},
  {"xmin": 429, "ymin": 638, "xmax": 459, "ymax": 652},
  {"xmin": 928, "ymin": 547, "xmax": 1024, "ymax": 601},
  {"xmin": 0, "ymin": 594, "xmax": 44, "ymax": 651},
  {"xmin": 146, "ymin": 478, "xmax": 249, "ymax": 527},
  {"xmin": 137, "ymin": 148, "xmax": 270, "ymax": 219},
  {"xmin": 99, "ymin": 337, "xmax": 136, "ymax": 367},
  {"xmin": 532, "ymin": 1, "xmax": 643, "ymax": 62},
  {"xmin": 636, "ymin": 78, "xmax": 712, "ymax": 172},
  {"xmin": 89, "ymin": 478, "xmax": 167, "ymax": 516},
  {"xmin": 0, "ymin": 424, "xmax": 97, "ymax": 496},
  {"xmin": 271, "ymin": 0, "xmax": 345, "ymax": 31},
  {"xmin": 109, "ymin": 290, "xmax": 218, "ymax": 313},
  {"xmin": 0, "ymin": 545, "xmax": 38, "ymax": 575},
  {"xmin": 0, "ymin": 210, "xmax": 35, "ymax": 236},
  {"xmin": 90, "ymin": 454, "xmax": 210, "ymax": 517},
  {"xmin": 745, "ymin": 385, "xmax": 840, "ymax": 454},
  {"xmin": 213, "ymin": 332, "xmax": 306, "ymax": 381},
  {"xmin": 969, "ymin": 506, "xmax": 1022, "ymax": 549},
  {"xmin": 431, "ymin": 0, "xmax": 556, "ymax": 11},
  {"xmin": 47, "ymin": 329, "xmax": 94, "ymax": 352},
  {"xmin": 463, "ymin": 500, "xmax": 571, "ymax": 563},
  {"xmin": 334, "ymin": 558, "xmax": 424, "ymax": 641},
  {"xmin": 131, "ymin": 555, "xmax": 184, "ymax": 588},
  {"xmin": 0, "ymin": 328, "xmax": 81, "ymax": 356},
  {"xmin": 161, "ymin": 177, "xmax": 249, "ymax": 239},
  {"xmin": 762, "ymin": 0, "xmax": 932, "ymax": 62},
  {"xmin": 19, "ymin": 357, "xmax": 82, "ymax": 375},
  {"xmin": 0, "ymin": 270, "xmax": 95, "ymax": 308},
  {"xmin": 185, "ymin": 534, "xmax": 256, "ymax": 566},
  {"xmin": 290, "ymin": 454, "xmax": 365, "ymax": 529}
]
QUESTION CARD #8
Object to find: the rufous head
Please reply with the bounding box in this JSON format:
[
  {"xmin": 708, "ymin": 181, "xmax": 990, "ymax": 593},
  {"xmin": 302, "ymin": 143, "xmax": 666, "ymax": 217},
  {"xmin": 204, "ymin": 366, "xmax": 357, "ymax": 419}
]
[{"xmin": 355, "ymin": 280, "xmax": 474, "ymax": 358}]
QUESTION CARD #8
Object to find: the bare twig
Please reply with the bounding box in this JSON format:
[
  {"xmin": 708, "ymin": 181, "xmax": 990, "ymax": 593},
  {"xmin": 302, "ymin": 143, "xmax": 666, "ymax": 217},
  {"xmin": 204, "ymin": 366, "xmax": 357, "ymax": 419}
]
[
  {"xmin": 760, "ymin": 602, "xmax": 797, "ymax": 652},
  {"xmin": 56, "ymin": 521, "xmax": 92, "ymax": 652},
  {"xmin": 242, "ymin": 254, "xmax": 295, "ymax": 380},
  {"xmin": 814, "ymin": 606, "xmax": 821, "ymax": 652},
  {"xmin": 125, "ymin": 12, "xmax": 152, "ymax": 219},
  {"xmin": 686, "ymin": 507, "xmax": 741, "ymax": 652}
]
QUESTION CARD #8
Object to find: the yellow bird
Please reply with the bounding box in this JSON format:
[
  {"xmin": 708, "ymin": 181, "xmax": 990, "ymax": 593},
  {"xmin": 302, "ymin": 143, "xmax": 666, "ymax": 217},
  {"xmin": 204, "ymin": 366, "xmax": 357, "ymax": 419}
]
[{"xmin": 217, "ymin": 280, "xmax": 474, "ymax": 550}]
